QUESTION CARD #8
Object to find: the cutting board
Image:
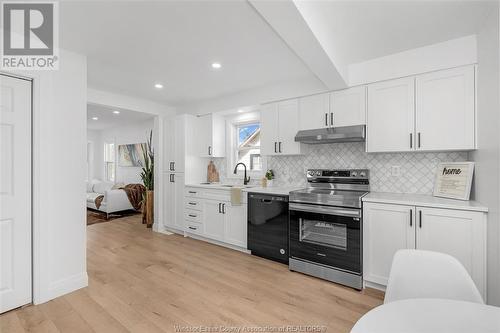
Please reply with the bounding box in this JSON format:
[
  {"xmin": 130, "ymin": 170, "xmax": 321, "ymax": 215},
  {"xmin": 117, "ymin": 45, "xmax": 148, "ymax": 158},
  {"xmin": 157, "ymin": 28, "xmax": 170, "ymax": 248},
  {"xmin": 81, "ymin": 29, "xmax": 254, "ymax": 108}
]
[{"xmin": 207, "ymin": 161, "xmax": 220, "ymax": 183}]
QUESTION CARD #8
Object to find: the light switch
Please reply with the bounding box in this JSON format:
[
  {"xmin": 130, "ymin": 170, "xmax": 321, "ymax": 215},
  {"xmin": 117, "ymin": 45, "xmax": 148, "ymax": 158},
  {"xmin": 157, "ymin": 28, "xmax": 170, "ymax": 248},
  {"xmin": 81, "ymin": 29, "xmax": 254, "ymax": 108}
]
[{"xmin": 391, "ymin": 165, "xmax": 401, "ymax": 177}]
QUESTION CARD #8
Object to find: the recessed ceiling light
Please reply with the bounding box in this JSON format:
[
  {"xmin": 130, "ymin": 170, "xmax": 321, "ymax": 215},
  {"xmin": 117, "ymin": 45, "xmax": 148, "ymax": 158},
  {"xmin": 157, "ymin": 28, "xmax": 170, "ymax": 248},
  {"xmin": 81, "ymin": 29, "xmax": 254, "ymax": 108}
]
[
  {"xmin": 211, "ymin": 62, "xmax": 222, "ymax": 69},
  {"xmin": 154, "ymin": 83, "xmax": 163, "ymax": 89},
  {"xmin": 237, "ymin": 109, "xmax": 244, "ymax": 113},
  {"xmin": 113, "ymin": 110, "xmax": 120, "ymax": 114},
  {"xmin": 92, "ymin": 117, "xmax": 98, "ymax": 120}
]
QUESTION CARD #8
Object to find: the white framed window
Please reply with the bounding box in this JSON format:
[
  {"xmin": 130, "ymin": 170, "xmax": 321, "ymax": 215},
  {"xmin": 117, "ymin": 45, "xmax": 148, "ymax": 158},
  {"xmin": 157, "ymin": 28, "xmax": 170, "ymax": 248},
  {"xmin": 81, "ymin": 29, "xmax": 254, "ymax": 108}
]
[
  {"xmin": 227, "ymin": 117, "xmax": 263, "ymax": 179},
  {"xmin": 104, "ymin": 142, "xmax": 115, "ymax": 182}
]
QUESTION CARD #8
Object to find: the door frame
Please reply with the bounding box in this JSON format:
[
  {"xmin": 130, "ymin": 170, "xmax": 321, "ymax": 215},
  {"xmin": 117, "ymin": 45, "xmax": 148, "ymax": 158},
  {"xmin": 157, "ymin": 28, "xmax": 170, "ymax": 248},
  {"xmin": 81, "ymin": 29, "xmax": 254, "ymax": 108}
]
[{"xmin": 0, "ymin": 71, "xmax": 34, "ymax": 309}]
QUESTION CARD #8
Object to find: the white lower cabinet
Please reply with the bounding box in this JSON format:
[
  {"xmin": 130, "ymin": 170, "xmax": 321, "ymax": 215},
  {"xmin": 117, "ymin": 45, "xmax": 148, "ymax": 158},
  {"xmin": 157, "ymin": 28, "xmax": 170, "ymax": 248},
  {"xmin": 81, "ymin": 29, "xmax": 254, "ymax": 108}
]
[
  {"xmin": 185, "ymin": 187, "xmax": 247, "ymax": 249},
  {"xmin": 363, "ymin": 202, "xmax": 486, "ymax": 298}
]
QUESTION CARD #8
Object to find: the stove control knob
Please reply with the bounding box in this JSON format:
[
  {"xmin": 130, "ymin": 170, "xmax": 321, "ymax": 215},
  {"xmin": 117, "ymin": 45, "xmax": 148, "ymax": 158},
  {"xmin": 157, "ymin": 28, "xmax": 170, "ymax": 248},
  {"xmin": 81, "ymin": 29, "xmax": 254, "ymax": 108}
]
[
  {"xmin": 316, "ymin": 171, "xmax": 322, "ymax": 176},
  {"xmin": 351, "ymin": 171, "xmax": 358, "ymax": 177},
  {"xmin": 308, "ymin": 170, "xmax": 315, "ymax": 176},
  {"xmin": 360, "ymin": 171, "xmax": 366, "ymax": 178}
]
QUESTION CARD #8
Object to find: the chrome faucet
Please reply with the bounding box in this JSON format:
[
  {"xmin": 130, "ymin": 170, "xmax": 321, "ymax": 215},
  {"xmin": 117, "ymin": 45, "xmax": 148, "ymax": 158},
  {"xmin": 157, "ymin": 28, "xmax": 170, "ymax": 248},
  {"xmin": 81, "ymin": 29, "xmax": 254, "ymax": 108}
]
[{"xmin": 233, "ymin": 162, "xmax": 250, "ymax": 185}]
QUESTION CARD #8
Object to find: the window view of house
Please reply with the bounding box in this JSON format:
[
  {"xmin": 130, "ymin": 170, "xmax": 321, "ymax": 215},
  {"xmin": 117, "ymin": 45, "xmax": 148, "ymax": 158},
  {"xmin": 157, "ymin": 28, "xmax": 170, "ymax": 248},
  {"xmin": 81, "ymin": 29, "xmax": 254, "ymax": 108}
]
[
  {"xmin": 236, "ymin": 123, "xmax": 261, "ymax": 171},
  {"xmin": 104, "ymin": 142, "xmax": 115, "ymax": 182}
]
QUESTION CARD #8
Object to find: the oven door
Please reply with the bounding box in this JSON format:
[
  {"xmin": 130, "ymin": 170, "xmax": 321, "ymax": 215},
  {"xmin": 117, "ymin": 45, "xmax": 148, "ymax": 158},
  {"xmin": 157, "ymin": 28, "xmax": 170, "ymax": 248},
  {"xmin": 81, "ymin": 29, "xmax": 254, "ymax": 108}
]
[{"xmin": 289, "ymin": 203, "xmax": 361, "ymax": 274}]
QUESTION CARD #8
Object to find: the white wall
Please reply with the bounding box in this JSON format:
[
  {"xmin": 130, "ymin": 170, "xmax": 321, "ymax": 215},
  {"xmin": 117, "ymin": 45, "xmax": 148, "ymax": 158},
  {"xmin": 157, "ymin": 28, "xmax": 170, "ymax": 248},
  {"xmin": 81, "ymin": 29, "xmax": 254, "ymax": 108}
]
[
  {"xmin": 470, "ymin": 5, "xmax": 500, "ymax": 306},
  {"xmin": 100, "ymin": 119, "xmax": 155, "ymax": 184},
  {"xmin": 4, "ymin": 49, "xmax": 88, "ymax": 304}
]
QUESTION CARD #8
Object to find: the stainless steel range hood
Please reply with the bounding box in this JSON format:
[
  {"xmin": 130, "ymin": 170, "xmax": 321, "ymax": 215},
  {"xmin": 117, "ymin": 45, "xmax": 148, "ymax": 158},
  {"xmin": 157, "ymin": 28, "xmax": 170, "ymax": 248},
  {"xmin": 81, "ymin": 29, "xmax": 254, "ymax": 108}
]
[{"xmin": 294, "ymin": 125, "xmax": 366, "ymax": 144}]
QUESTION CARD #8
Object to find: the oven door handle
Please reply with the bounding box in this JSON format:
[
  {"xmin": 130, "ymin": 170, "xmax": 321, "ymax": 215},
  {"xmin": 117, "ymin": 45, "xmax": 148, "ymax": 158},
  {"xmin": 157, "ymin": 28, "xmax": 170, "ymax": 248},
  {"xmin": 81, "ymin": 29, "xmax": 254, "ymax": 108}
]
[{"xmin": 289, "ymin": 203, "xmax": 361, "ymax": 218}]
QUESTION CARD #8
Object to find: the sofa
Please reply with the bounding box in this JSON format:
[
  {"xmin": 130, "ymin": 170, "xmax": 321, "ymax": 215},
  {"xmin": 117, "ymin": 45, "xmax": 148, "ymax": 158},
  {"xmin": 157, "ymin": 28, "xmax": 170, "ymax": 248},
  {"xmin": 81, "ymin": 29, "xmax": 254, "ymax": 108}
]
[{"xmin": 86, "ymin": 180, "xmax": 135, "ymax": 217}]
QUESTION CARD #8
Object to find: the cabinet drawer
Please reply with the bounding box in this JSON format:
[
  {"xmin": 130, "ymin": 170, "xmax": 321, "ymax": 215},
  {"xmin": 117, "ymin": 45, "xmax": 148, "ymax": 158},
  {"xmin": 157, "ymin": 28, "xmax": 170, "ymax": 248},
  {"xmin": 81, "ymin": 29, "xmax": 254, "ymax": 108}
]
[
  {"xmin": 185, "ymin": 209, "xmax": 202, "ymax": 223},
  {"xmin": 185, "ymin": 187, "xmax": 201, "ymax": 198},
  {"xmin": 185, "ymin": 221, "xmax": 203, "ymax": 235},
  {"xmin": 185, "ymin": 199, "xmax": 202, "ymax": 211}
]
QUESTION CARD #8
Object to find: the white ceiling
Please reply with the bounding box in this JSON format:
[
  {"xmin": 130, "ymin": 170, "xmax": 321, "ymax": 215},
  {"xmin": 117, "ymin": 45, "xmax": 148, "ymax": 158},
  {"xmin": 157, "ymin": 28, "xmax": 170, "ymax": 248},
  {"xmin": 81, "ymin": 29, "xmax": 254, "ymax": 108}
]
[
  {"xmin": 62, "ymin": 1, "xmax": 494, "ymax": 109},
  {"xmin": 87, "ymin": 104, "xmax": 154, "ymax": 131},
  {"xmin": 294, "ymin": 0, "xmax": 494, "ymax": 69},
  {"xmin": 60, "ymin": 1, "xmax": 316, "ymax": 106}
]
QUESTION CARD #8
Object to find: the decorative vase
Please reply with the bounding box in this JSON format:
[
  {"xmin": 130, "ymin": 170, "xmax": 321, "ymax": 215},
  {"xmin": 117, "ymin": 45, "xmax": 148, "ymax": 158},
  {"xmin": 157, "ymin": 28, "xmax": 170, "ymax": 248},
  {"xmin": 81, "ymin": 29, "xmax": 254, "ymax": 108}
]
[
  {"xmin": 267, "ymin": 179, "xmax": 274, "ymax": 187},
  {"xmin": 145, "ymin": 190, "xmax": 154, "ymax": 228}
]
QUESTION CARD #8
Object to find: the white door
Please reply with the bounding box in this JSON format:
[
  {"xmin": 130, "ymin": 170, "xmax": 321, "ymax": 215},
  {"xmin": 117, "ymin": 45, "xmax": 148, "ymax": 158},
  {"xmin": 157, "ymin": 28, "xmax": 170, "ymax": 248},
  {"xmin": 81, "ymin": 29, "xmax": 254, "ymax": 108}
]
[
  {"xmin": 366, "ymin": 77, "xmax": 415, "ymax": 152},
  {"xmin": 415, "ymin": 66, "xmax": 475, "ymax": 151},
  {"xmin": 224, "ymin": 204, "xmax": 247, "ymax": 248},
  {"xmin": 277, "ymin": 99, "xmax": 301, "ymax": 155},
  {"xmin": 415, "ymin": 207, "xmax": 486, "ymax": 297},
  {"xmin": 0, "ymin": 74, "xmax": 32, "ymax": 313},
  {"xmin": 260, "ymin": 103, "xmax": 279, "ymax": 156},
  {"xmin": 363, "ymin": 202, "xmax": 415, "ymax": 286},
  {"xmin": 330, "ymin": 86, "xmax": 366, "ymax": 127},
  {"xmin": 203, "ymin": 199, "xmax": 225, "ymax": 241},
  {"xmin": 298, "ymin": 93, "xmax": 330, "ymax": 130},
  {"xmin": 172, "ymin": 173, "xmax": 185, "ymax": 230}
]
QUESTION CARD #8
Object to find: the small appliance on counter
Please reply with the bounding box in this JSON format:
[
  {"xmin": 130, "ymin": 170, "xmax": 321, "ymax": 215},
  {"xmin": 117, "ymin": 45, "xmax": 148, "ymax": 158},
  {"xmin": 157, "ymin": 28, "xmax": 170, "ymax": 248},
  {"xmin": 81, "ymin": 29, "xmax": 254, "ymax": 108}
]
[
  {"xmin": 288, "ymin": 169, "xmax": 370, "ymax": 289},
  {"xmin": 247, "ymin": 193, "xmax": 289, "ymax": 264}
]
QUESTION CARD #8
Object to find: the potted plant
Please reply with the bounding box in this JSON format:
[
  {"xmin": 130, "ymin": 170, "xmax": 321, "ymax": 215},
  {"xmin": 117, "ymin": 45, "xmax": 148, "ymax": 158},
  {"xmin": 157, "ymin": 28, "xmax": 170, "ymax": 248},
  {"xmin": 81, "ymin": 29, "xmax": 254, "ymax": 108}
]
[
  {"xmin": 140, "ymin": 130, "xmax": 154, "ymax": 228},
  {"xmin": 265, "ymin": 169, "xmax": 275, "ymax": 187}
]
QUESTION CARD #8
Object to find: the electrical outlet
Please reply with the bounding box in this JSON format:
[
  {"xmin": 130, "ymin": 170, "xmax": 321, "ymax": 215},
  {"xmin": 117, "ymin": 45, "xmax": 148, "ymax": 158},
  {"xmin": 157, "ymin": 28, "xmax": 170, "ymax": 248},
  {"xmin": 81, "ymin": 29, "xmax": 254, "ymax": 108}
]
[{"xmin": 391, "ymin": 165, "xmax": 401, "ymax": 177}]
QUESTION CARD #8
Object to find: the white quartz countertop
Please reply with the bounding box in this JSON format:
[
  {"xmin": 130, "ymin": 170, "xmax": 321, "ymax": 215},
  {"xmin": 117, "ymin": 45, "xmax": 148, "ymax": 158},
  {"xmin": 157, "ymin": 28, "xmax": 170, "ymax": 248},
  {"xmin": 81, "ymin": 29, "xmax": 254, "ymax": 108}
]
[
  {"xmin": 363, "ymin": 192, "xmax": 488, "ymax": 213},
  {"xmin": 185, "ymin": 183, "xmax": 300, "ymax": 196},
  {"xmin": 243, "ymin": 186, "xmax": 302, "ymax": 196}
]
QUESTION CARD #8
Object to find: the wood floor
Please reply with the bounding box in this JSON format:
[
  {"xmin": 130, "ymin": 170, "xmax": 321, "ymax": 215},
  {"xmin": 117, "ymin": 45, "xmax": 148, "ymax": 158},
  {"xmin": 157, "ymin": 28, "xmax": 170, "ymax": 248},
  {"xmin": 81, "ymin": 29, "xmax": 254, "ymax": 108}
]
[{"xmin": 0, "ymin": 215, "xmax": 383, "ymax": 333}]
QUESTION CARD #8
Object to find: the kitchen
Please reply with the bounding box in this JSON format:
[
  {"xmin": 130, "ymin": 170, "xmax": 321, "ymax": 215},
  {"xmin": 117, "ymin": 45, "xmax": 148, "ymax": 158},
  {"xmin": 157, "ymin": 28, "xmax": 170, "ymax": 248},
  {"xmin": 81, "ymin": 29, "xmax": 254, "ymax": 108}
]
[{"xmin": 162, "ymin": 59, "xmax": 488, "ymax": 299}]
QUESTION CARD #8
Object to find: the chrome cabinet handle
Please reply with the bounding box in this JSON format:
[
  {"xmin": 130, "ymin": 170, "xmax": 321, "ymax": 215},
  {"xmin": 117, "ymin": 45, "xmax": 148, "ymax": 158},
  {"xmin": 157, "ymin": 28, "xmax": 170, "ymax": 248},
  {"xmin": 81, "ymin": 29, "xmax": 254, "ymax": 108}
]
[
  {"xmin": 325, "ymin": 113, "xmax": 328, "ymax": 127},
  {"xmin": 330, "ymin": 112, "xmax": 334, "ymax": 126},
  {"xmin": 172, "ymin": 161, "xmax": 175, "ymax": 171},
  {"xmin": 188, "ymin": 214, "xmax": 197, "ymax": 218},
  {"xmin": 218, "ymin": 203, "xmax": 222, "ymax": 213},
  {"xmin": 208, "ymin": 146, "xmax": 212, "ymax": 155},
  {"xmin": 410, "ymin": 133, "xmax": 413, "ymax": 149},
  {"xmin": 222, "ymin": 203, "xmax": 226, "ymax": 214},
  {"xmin": 188, "ymin": 226, "xmax": 197, "ymax": 230},
  {"xmin": 278, "ymin": 142, "xmax": 282, "ymax": 153},
  {"xmin": 418, "ymin": 133, "xmax": 421, "ymax": 148},
  {"xmin": 409, "ymin": 209, "xmax": 413, "ymax": 227},
  {"xmin": 419, "ymin": 210, "xmax": 422, "ymax": 228},
  {"xmin": 188, "ymin": 202, "xmax": 196, "ymax": 205},
  {"xmin": 274, "ymin": 142, "xmax": 277, "ymax": 153},
  {"xmin": 188, "ymin": 191, "xmax": 197, "ymax": 194}
]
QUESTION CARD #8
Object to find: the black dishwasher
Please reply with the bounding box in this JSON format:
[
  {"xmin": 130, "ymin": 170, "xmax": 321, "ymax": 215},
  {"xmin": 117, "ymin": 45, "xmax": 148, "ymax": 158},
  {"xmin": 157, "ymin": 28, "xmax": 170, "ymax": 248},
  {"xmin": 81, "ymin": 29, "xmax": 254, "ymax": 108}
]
[{"xmin": 247, "ymin": 193, "xmax": 289, "ymax": 264}]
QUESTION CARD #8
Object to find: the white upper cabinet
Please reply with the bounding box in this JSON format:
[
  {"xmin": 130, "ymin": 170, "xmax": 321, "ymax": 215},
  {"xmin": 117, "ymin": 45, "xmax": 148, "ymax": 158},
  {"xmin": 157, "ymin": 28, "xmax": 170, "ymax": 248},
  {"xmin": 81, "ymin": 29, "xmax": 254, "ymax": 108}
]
[
  {"xmin": 367, "ymin": 65, "xmax": 476, "ymax": 153},
  {"xmin": 298, "ymin": 93, "xmax": 330, "ymax": 130},
  {"xmin": 330, "ymin": 86, "xmax": 366, "ymax": 127},
  {"xmin": 196, "ymin": 113, "xmax": 225, "ymax": 157},
  {"xmin": 367, "ymin": 77, "xmax": 415, "ymax": 152},
  {"xmin": 261, "ymin": 99, "xmax": 303, "ymax": 155},
  {"xmin": 260, "ymin": 103, "xmax": 279, "ymax": 156},
  {"xmin": 415, "ymin": 65, "xmax": 475, "ymax": 151}
]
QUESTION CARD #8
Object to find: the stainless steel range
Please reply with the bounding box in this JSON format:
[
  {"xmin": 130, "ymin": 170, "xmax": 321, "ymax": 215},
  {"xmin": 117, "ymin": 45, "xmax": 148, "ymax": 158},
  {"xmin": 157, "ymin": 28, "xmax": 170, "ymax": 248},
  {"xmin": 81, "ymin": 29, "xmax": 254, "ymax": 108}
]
[{"xmin": 288, "ymin": 169, "xmax": 369, "ymax": 290}]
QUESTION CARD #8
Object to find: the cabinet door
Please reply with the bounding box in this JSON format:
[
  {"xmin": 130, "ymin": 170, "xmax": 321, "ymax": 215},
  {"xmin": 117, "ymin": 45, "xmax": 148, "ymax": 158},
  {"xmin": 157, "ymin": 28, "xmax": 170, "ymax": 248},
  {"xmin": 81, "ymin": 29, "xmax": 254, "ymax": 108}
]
[
  {"xmin": 260, "ymin": 103, "xmax": 279, "ymax": 156},
  {"xmin": 173, "ymin": 173, "xmax": 185, "ymax": 230},
  {"xmin": 298, "ymin": 93, "xmax": 330, "ymax": 130},
  {"xmin": 173, "ymin": 116, "xmax": 186, "ymax": 172},
  {"xmin": 416, "ymin": 207, "xmax": 486, "ymax": 297},
  {"xmin": 162, "ymin": 174, "xmax": 175, "ymax": 228},
  {"xmin": 211, "ymin": 113, "xmax": 226, "ymax": 157},
  {"xmin": 203, "ymin": 199, "xmax": 225, "ymax": 241},
  {"xmin": 224, "ymin": 203, "xmax": 247, "ymax": 248},
  {"xmin": 330, "ymin": 86, "xmax": 366, "ymax": 127},
  {"xmin": 367, "ymin": 77, "xmax": 415, "ymax": 152},
  {"xmin": 416, "ymin": 66, "xmax": 475, "ymax": 151},
  {"xmin": 278, "ymin": 99, "xmax": 301, "ymax": 155},
  {"xmin": 162, "ymin": 116, "xmax": 175, "ymax": 172},
  {"xmin": 196, "ymin": 114, "xmax": 213, "ymax": 157},
  {"xmin": 363, "ymin": 202, "xmax": 416, "ymax": 286}
]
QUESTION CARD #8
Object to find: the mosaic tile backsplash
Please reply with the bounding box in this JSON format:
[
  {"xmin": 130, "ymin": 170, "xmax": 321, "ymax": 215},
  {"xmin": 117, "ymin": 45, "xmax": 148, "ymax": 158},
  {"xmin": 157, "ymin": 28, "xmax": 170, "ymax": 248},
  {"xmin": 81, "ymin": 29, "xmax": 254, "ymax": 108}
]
[{"xmin": 211, "ymin": 142, "xmax": 469, "ymax": 195}]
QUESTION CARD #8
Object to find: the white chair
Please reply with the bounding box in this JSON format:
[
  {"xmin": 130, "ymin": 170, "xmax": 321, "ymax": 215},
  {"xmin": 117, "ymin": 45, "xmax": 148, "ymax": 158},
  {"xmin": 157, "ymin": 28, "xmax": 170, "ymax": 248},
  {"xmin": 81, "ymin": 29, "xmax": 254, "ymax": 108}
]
[{"xmin": 384, "ymin": 249, "xmax": 483, "ymax": 304}]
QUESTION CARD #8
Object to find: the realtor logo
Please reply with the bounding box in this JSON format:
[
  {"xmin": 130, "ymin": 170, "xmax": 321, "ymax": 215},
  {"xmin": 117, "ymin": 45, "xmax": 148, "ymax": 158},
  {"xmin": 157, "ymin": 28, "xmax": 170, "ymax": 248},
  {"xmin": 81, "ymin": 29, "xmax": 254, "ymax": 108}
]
[{"xmin": 1, "ymin": 1, "xmax": 59, "ymax": 70}]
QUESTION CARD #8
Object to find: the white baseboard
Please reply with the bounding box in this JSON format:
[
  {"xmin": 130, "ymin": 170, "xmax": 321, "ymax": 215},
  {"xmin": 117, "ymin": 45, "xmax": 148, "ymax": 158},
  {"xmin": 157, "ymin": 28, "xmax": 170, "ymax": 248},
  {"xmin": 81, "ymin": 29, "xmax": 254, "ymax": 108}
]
[
  {"xmin": 35, "ymin": 272, "xmax": 88, "ymax": 304},
  {"xmin": 186, "ymin": 232, "xmax": 250, "ymax": 254}
]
